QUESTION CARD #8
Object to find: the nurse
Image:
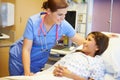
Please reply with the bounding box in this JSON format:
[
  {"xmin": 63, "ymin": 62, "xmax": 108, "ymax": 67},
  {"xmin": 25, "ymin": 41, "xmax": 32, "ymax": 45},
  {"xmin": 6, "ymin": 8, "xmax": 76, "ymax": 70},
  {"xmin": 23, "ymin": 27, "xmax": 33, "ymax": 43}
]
[{"xmin": 9, "ymin": 0, "xmax": 84, "ymax": 76}]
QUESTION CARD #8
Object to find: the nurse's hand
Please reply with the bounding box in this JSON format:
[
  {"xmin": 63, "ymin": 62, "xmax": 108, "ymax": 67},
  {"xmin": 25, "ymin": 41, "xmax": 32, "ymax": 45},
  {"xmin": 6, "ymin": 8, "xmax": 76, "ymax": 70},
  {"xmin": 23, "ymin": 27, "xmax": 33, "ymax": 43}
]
[
  {"xmin": 25, "ymin": 72, "xmax": 34, "ymax": 76},
  {"xmin": 107, "ymin": 34, "xmax": 119, "ymax": 38}
]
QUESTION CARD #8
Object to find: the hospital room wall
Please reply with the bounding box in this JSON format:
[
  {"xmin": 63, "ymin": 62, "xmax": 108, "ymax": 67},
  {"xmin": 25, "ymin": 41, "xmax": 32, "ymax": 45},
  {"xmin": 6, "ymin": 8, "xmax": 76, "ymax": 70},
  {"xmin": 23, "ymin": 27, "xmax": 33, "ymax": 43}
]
[
  {"xmin": 15, "ymin": 0, "xmax": 46, "ymax": 41},
  {"xmin": 0, "ymin": 0, "xmax": 16, "ymax": 42},
  {"xmin": 92, "ymin": 0, "xmax": 120, "ymax": 33},
  {"xmin": 1, "ymin": 0, "xmax": 120, "ymax": 40},
  {"xmin": 0, "ymin": 0, "xmax": 46, "ymax": 41}
]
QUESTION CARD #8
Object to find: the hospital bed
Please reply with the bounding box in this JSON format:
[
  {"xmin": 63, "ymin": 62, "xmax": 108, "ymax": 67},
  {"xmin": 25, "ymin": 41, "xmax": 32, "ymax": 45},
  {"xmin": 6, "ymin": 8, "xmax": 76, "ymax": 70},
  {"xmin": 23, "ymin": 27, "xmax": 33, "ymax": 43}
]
[{"xmin": 0, "ymin": 32, "xmax": 120, "ymax": 80}]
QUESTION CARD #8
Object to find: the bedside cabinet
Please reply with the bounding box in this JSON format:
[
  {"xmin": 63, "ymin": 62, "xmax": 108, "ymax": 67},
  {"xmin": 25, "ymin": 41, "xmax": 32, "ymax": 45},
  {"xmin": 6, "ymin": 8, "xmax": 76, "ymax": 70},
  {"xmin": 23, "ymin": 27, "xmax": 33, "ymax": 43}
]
[{"xmin": 0, "ymin": 47, "xmax": 10, "ymax": 77}]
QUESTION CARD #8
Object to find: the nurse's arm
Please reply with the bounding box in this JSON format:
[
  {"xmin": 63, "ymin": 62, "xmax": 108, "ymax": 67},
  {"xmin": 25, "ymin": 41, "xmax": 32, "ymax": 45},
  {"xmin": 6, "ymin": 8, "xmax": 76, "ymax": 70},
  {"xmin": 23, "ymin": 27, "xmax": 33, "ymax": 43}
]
[
  {"xmin": 22, "ymin": 38, "xmax": 33, "ymax": 76},
  {"xmin": 70, "ymin": 33, "xmax": 85, "ymax": 46}
]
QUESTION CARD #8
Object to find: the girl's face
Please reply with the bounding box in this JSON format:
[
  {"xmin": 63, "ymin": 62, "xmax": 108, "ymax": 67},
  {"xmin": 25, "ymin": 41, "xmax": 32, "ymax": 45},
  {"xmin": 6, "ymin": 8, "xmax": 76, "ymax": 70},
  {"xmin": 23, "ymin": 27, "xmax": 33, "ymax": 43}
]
[
  {"xmin": 47, "ymin": 8, "xmax": 67, "ymax": 24},
  {"xmin": 82, "ymin": 34, "xmax": 99, "ymax": 56}
]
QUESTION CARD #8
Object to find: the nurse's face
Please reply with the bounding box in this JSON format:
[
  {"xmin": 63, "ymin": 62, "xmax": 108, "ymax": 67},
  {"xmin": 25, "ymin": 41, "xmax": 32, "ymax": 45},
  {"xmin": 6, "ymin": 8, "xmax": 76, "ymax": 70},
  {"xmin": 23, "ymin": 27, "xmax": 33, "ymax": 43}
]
[{"xmin": 49, "ymin": 8, "xmax": 67, "ymax": 24}]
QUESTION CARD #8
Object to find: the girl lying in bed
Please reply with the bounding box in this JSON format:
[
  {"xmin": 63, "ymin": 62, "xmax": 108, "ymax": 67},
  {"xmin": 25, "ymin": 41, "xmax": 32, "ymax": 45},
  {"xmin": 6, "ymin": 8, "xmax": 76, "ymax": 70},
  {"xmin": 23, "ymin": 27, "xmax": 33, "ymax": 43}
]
[
  {"xmin": 2, "ymin": 31, "xmax": 109, "ymax": 80},
  {"xmin": 52, "ymin": 31, "xmax": 109, "ymax": 80}
]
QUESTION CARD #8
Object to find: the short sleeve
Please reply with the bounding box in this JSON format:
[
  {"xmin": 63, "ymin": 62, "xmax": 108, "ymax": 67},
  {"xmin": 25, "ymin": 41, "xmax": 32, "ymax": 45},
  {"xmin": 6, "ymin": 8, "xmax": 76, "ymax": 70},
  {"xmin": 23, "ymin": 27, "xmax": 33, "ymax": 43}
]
[
  {"xmin": 23, "ymin": 18, "xmax": 34, "ymax": 40},
  {"xmin": 60, "ymin": 20, "xmax": 76, "ymax": 38},
  {"xmin": 90, "ymin": 56, "xmax": 105, "ymax": 80}
]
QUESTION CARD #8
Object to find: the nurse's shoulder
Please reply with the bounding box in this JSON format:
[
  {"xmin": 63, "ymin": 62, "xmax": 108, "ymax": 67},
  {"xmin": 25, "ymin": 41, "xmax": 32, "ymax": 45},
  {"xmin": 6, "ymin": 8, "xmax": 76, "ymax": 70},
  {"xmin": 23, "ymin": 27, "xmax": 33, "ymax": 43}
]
[
  {"xmin": 27, "ymin": 13, "xmax": 42, "ymax": 25},
  {"xmin": 28, "ymin": 13, "xmax": 41, "ymax": 22}
]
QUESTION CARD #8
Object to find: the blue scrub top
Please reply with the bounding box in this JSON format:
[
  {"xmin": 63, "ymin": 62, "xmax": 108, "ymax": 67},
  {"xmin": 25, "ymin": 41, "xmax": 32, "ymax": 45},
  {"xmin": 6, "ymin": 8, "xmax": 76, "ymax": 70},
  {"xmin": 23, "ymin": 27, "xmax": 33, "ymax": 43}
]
[
  {"xmin": 9, "ymin": 12, "xmax": 76, "ymax": 75},
  {"xmin": 24, "ymin": 13, "xmax": 75, "ymax": 49}
]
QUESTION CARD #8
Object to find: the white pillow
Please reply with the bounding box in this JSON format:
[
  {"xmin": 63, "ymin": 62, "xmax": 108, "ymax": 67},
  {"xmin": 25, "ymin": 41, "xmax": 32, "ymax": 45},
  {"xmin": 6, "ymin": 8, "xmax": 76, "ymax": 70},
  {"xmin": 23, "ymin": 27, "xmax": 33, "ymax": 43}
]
[
  {"xmin": 104, "ymin": 74, "xmax": 115, "ymax": 80},
  {"xmin": 101, "ymin": 32, "xmax": 120, "ymax": 79}
]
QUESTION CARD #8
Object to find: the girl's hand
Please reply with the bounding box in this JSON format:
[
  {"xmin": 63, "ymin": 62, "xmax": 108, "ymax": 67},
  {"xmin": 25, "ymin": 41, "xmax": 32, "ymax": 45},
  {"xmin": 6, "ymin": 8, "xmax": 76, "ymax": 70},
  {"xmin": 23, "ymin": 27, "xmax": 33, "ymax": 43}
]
[
  {"xmin": 53, "ymin": 64, "xmax": 63, "ymax": 77},
  {"xmin": 53, "ymin": 64, "xmax": 72, "ymax": 78}
]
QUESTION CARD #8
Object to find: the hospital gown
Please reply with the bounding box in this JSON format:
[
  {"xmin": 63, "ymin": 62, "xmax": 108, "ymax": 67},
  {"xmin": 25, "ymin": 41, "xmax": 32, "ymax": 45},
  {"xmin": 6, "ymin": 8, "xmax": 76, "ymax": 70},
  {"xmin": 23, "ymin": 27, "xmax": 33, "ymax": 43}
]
[{"xmin": 37, "ymin": 52, "xmax": 105, "ymax": 80}]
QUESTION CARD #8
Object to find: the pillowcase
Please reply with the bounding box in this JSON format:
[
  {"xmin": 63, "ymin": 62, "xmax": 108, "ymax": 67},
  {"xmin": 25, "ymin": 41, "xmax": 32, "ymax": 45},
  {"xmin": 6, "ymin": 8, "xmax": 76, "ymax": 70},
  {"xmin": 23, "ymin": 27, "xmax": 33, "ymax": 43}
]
[
  {"xmin": 104, "ymin": 74, "xmax": 115, "ymax": 80},
  {"xmin": 101, "ymin": 32, "xmax": 120, "ymax": 79}
]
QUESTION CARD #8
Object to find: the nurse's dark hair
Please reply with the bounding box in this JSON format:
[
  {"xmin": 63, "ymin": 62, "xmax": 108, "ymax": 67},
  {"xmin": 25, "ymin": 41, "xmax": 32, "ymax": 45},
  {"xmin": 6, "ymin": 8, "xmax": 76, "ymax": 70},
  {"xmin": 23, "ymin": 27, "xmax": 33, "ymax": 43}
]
[
  {"xmin": 42, "ymin": 0, "xmax": 68, "ymax": 12},
  {"xmin": 88, "ymin": 31, "xmax": 109, "ymax": 56}
]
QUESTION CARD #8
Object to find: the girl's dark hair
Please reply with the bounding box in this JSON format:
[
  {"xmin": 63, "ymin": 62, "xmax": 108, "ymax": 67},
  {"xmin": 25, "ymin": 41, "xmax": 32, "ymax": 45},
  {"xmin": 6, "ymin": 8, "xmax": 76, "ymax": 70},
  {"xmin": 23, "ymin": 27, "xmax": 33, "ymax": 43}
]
[
  {"xmin": 88, "ymin": 31, "xmax": 109, "ymax": 56},
  {"xmin": 42, "ymin": 0, "xmax": 68, "ymax": 12}
]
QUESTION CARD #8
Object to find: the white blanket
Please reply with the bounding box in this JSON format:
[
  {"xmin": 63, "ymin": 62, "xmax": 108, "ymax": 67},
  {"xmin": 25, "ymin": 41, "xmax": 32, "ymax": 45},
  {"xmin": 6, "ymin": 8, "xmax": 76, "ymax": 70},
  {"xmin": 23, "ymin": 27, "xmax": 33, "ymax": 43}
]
[{"xmin": 0, "ymin": 70, "xmax": 72, "ymax": 80}]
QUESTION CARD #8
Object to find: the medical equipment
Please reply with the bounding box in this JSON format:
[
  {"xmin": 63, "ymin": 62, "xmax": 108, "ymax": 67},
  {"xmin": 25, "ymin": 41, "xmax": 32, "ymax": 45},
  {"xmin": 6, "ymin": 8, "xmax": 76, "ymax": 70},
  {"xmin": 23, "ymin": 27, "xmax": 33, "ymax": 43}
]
[{"xmin": 38, "ymin": 12, "xmax": 59, "ymax": 52}]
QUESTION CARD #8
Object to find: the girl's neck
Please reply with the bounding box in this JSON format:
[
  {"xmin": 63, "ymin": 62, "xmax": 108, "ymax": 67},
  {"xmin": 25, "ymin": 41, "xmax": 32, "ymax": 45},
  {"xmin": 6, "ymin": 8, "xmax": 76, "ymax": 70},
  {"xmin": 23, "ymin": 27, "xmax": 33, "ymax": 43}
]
[
  {"xmin": 87, "ymin": 53, "xmax": 95, "ymax": 57},
  {"xmin": 79, "ymin": 50, "xmax": 95, "ymax": 57}
]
